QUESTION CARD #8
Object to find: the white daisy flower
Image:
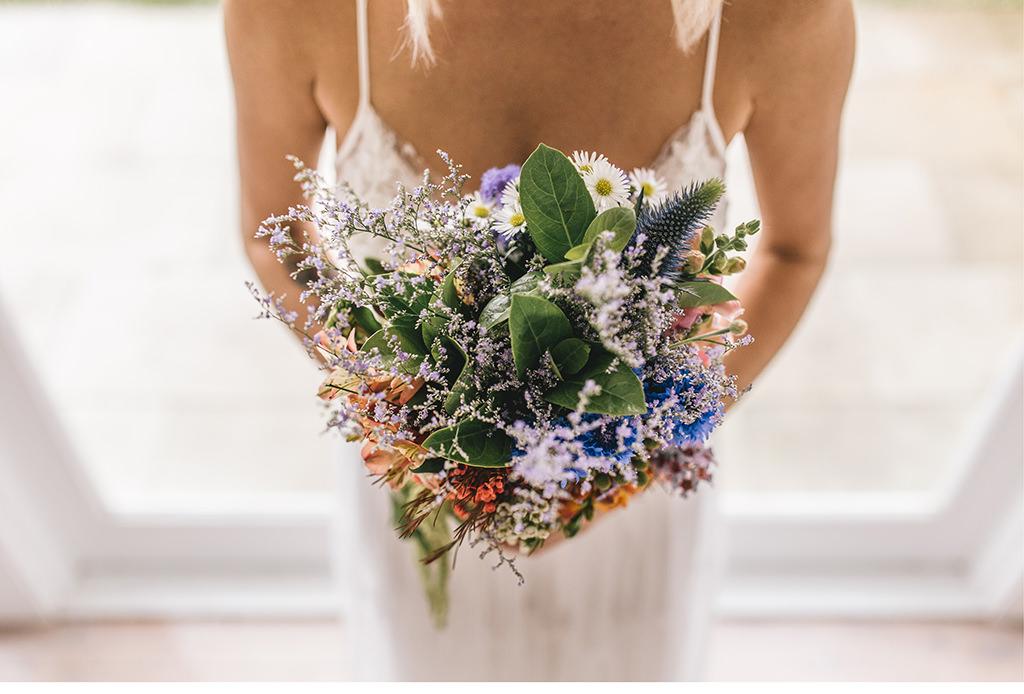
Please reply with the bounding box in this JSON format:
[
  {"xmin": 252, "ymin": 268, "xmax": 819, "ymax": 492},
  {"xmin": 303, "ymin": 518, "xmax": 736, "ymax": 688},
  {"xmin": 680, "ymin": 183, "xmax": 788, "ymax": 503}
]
[
  {"xmin": 629, "ymin": 167, "xmax": 668, "ymax": 203},
  {"xmin": 495, "ymin": 204, "xmax": 527, "ymax": 239},
  {"xmin": 583, "ymin": 160, "xmax": 630, "ymax": 210},
  {"xmin": 571, "ymin": 150, "xmax": 609, "ymax": 175},
  {"xmin": 463, "ymin": 192, "xmax": 493, "ymax": 222},
  {"xmin": 500, "ymin": 176, "xmax": 521, "ymax": 208}
]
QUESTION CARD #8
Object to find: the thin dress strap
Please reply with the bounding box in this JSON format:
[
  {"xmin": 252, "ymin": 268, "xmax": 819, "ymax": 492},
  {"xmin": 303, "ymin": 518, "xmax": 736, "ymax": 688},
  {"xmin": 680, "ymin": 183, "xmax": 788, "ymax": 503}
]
[
  {"xmin": 355, "ymin": 0, "xmax": 371, "ymax": 110},
  {"xmin": 700, "ymin": 6, "xmax": 728, "ymax": 156}
]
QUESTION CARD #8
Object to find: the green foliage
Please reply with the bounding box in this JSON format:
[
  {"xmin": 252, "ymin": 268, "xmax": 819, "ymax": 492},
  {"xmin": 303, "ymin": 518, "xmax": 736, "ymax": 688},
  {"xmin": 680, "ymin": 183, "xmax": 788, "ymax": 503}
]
[
  {"xmin": 377, "ymin": 273, "xmax": 433, "ymax": 319},
  {"xmin": 422, "ymin": 268, "xmax": 465, "ymax": 348},
  {"xmin": 437, "ymin": 337, "xmax": 475, "ymax": 415},
  {"xmin": 411, "ymin": 458, "xmax": 446, "ymax": 474},
  {"xmin": 549, "ymin": 338, "xmax": 590, "ymax": 378},
  {"xmin": 422, "ymin": 419, "xmax": 513, "ymax": 468},
  {"xmin": 350, "ymin": 305, "xmax": 382, "ymax": 336},
  {"xmin": 519, "ymin": 144, "xmax": 596, "ymax": 262},
  {"xmin": 360, "ymin": 324, "xmax": 426, "ymax": 375},
  {"xmin": 698, "ymin": 219, "xmax": 761, "ymax": 277},
  {"xmin": 478, "ymin": 271, "xmax": 544, "ymax": 330},
  {"xmin": 564, "ymin": 207, "xmax": 637, "ymax": 261},
  {"xmin": 675, "ymin": 280, "xmax": 737, "ymax": 308},
  {"xmin": 508, "ymin": 294, "xmax": 573, "ymax": 377},
  {"xmin": 542, "ymin": 259, "xmax": 583, "ymax": 278},
  {"xmin": 544, "ymin": 346, "xmax": 646, "ymax": 416}
]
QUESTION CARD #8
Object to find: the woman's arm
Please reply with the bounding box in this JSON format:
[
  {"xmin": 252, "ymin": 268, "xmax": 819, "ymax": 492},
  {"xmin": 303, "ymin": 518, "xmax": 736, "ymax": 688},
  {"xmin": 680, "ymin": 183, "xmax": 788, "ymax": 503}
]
[
  {"xmin": 726, "ymin": 0, "xmax": 855, "ymax": 393},
  {"xmin": 224, "ymin": 0, "xmax": 333, "ymax": 340}
]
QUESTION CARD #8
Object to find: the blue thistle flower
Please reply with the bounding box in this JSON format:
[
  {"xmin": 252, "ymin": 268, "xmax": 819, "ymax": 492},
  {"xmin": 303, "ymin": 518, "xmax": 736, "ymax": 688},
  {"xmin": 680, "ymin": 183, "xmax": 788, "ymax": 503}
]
[
  {"xmin": 628, "ymin": 178, "xmax": 725, "ymax": 279},
  {"xmin": 479, "ymin": 164, "xmax": 521, "ymax": 203}
]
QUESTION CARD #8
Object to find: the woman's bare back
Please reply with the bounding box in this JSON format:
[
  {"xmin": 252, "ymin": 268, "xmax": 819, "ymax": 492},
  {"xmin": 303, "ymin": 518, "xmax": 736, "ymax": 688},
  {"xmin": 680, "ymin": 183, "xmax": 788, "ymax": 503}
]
[{"xmin": 304, "ymin": 0, "xmax": 753, "ymax": 178}]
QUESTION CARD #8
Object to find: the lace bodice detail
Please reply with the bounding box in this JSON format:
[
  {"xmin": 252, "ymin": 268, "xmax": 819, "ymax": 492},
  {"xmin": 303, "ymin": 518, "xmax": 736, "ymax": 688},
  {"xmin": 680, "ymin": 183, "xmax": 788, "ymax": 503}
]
[{"xmin": 335, "ymin": 0, "xmax": 728, "ymax": 227}]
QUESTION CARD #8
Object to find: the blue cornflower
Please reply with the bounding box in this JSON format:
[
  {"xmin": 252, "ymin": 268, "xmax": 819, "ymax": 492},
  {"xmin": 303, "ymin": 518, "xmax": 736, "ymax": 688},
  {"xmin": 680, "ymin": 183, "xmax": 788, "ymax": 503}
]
[
  {"xmin": 576, "ymin": 414, "xmax": 638, "ymax": 467},
  {"xmin": 479, "ymin": 164, "xmax": 521, "ymax": 203},
  {"xmin": 645, "ymin": 371, "xmax": 720, "ymax": 445}
]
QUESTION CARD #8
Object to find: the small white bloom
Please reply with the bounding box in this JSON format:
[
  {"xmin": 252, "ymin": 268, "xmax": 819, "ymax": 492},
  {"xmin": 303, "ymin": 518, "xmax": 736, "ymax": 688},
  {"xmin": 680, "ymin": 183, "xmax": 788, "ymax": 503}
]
[
  {"xmin": 571, "ymin": 150, "xmax": 609, "ymax": 174},
  {"xmin": 495, "ymin": 204, "xmax": 527, "ymax": 239},
  {"xmin": 583, "ymin": 160, "xmax": 630, "ymax": 211},
  {"xmin": 500, "ymin": 176, "xmax": 521, "ymax": 208},
  {"xmin": 629, "ymin": 167, "xmax": 667, "ymax": 203},
  {"xmin": 463, "ymin": 192, "xmax": 493, "ymax": 222}
]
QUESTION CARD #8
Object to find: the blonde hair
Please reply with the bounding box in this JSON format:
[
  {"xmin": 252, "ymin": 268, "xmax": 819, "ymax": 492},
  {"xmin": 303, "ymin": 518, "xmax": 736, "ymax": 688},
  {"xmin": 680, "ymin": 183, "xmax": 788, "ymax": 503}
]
[{"xmin": 402, "ymin": 0, "xmax": 724, "ymax": 66}]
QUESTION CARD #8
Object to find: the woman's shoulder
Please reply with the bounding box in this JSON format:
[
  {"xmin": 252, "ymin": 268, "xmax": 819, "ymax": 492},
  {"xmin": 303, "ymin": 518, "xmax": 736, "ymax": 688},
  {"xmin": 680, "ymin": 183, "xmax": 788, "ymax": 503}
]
[
  {"xmin": 223, "ymin": 0, "xmax": 356, "ymax": 63},
  {"xmin": 729, "ymin": 0, "xmax": 853, "ymax": 37},
  {"xmin": 726, "ymin": 0, "xmax": 855, "ymax": 88},
  {"xmin": 224, "ymin": 0, "xmax": 358, "ymax": 87}
]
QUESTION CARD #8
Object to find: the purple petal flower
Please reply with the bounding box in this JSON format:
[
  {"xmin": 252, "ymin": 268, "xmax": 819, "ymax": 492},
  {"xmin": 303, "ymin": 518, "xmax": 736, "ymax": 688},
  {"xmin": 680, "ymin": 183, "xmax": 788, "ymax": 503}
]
[{"xmin": 479, "ymin": 164, "xmax": 521, "ymax": 203}]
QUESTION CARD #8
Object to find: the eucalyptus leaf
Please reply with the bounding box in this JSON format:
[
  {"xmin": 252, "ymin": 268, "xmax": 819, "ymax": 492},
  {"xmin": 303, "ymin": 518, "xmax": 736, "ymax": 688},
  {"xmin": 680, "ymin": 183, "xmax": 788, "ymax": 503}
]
[
  {"xmin": 422, "ymin": 419, "xmax": 513, "ymax": 468},
  {"xmin": 544, "ymin": 348, "xmax": 646, "ymax": 416},
  {"xmin": 519, "ymin": 144, "xmax": 596, "ymax": 262},
  {"xmin": 509, "ymin": 294, "xmax": 573, "ymax": 377},
  {"xmin": 675, "ymin": 281, "xmax": 737, "ymax": 308}
]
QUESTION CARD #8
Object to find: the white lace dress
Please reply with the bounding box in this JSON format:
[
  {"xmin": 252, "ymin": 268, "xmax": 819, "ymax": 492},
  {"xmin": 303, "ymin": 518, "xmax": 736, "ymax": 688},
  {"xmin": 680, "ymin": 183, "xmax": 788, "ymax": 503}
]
[{"xmin": 334, "ymin": 0, "xmax": 729, "ymax": 681}]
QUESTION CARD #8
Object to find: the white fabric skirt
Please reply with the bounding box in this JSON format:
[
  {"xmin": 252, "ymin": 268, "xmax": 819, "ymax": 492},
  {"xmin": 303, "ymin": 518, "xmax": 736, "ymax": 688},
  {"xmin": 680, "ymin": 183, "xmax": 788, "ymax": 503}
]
[{"xmin": 334, "ymin": 440, "xmax": 722, "ymax": 681}]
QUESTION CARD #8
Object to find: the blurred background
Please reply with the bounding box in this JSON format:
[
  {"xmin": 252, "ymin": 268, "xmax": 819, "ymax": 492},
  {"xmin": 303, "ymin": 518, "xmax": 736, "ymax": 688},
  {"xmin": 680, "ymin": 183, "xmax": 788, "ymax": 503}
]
[{"xmin": 0, "ymin": 0, "xmax": 1021, "ymax": 682}]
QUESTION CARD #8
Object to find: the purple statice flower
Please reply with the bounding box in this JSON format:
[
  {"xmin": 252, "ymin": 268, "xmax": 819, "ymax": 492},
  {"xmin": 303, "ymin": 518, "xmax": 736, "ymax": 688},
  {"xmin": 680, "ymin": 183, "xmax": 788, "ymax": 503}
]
[{"xmin": 479, "ymin": 164, "xmax": 521, "ymax": 203}]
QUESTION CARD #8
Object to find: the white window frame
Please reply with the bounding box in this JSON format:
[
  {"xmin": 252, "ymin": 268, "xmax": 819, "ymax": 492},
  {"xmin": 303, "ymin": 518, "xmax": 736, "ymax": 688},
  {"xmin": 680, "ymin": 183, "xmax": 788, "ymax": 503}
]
[{"xmin": 2, "ymin": 298, "xmax": 1021, "ymax": 622}]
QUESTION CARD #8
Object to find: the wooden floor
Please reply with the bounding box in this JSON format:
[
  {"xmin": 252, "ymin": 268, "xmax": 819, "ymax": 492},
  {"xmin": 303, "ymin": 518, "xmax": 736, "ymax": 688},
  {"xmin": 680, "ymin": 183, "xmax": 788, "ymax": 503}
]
[{"xmin": 0, "ymin": 619, "xmax": 1020, "ymax": 681}]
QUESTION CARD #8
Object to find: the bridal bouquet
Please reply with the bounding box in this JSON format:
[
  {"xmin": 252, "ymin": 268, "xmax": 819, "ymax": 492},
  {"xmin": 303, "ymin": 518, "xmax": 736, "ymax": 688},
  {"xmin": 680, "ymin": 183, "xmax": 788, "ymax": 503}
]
[{"xmin": 251, "ymin": 144, "xmax": 756, "ymax": 624}]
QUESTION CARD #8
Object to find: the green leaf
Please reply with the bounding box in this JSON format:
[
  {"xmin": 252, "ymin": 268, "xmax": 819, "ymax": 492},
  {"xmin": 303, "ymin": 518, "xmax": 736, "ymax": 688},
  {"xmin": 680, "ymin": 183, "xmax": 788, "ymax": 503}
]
[
  {"xmin": 477, "ymin": 271, "xmax": 544, "ymax": 331},
  {"xmin": 543, "ymin": 260, "xmax": 582, "ymax": 277},
  {"xmin": 351, "ymin": 306, "xmax": 382, "ymax": 335},
  {"xmin": 378, "ymin": 273, "xmax": 433, "ymax": 319},
  {"xmin": 435, "ymin": 337, "xmax": 475, "ymax": 415},
  {"xmin": 421, "ymin": 269, "xmax": 464, "ymax": 347},
  {"xmin": 675, "ymin": 281, "xmax": 738, "ymax": 308},
  {"xmin": 421, "ymin": 315, "xmax": 445, "ymax": 350},
  {"xmin": 520, "ymin": 144, "xmax": 596, "ymax": 262},
  {"xmin": 510, "ymin": 270, "xmax": 545, "ymax": 294},
  {"xmin": 411, "ymin": 457, "xmax": 447, "ymax": 474},
  {"xmin": 360, "ymin": 325, "xmax": 426, "ymax": 374},
  {"xmin": 509, "ymin": 294, "xmax": 574, "ymax": 377},
  {"xmin": 439, "ymin": 269, "xmax": 462, "ymax": 311},
  {"xmin": 362, "ymin": 257, "xmax": 387, "ymax": 276},
  {"xmin": 422, "ymin": 419, "xmax": 513, "ymax": 468},
  {"xmin": 564, "ymin": 207, "xmax": 637, "ymax": 261},
  {"xmin": 544, "ymin": 347, "xmax": 646, "ymax": 415},
  {"xmin": 478, "ymin": 293, "xmax": 511, "ymax": 331},
  {"xmin": 550, "ymin": 338, "xmax": 590, "ymax": 376}
]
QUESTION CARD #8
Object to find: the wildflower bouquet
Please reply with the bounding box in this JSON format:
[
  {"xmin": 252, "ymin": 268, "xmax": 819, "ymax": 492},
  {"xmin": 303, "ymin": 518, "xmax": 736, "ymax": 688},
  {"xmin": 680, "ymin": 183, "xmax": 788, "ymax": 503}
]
[{"xmin": 252, "ymin": 144, "xmax": 756, "ymax": 624}]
